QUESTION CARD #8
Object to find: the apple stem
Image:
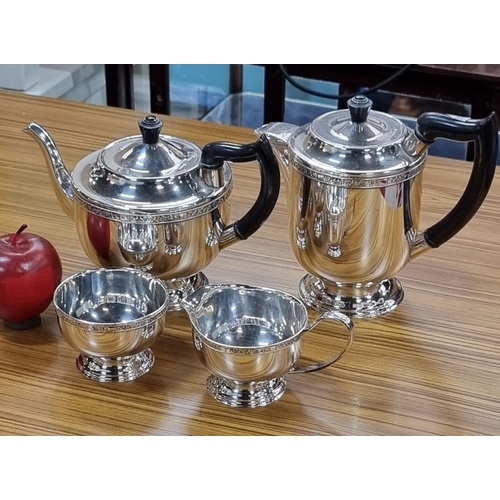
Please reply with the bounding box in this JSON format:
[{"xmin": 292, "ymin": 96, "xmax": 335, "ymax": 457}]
[{"xmin": 11, "ymin": 224, "xmax": 28, "ymax": 247}]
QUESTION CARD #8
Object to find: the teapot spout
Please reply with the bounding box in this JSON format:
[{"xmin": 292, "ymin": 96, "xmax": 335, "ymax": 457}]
[
  {"xmin": 255, "ymin": 122, "xmax": 297, "ymax": 185},
  {"xmin": 24, "ymin": 122, "xmax": 74, "ymax": 220}
]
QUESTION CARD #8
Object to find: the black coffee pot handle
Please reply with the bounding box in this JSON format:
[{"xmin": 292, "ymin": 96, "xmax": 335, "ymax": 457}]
[
  {"xmin": 415, "ymin": 112, "xmax": 498, "ymax": 248},
  {"xmin": 201, "ymin": 135, "xmax": 280, "ymax": 240}
]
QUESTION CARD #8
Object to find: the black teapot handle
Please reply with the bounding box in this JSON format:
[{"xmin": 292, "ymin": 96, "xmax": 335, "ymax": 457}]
[
  {"xmin": 201, "ymin": 135, "xmax": 280, "ymax": 240},
  {"xmin": 415, "ymin": 112, "xmax": 498, "ymax": 248}
]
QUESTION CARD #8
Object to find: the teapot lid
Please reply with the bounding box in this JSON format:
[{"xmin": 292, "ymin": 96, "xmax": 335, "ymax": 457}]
[
  {"xmin": 99, "ymin": 115, "xmax": 200, "ymax": 179},
  {"xmin": 71, "ymin": 116, "xmax": 232, "ymax": 223},
  {"xmin": 289, "ymin": 95, "xmax": 425, "ymax": 187}
]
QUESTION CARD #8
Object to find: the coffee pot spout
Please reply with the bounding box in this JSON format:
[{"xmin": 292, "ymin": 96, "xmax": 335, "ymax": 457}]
[
  {"xmin": 255, "ymin": 122, "xmax": 297, "ymax": 185},
  {"xmin": 24, "ymin": 123, "xmax": 74, "ymax": 220}
]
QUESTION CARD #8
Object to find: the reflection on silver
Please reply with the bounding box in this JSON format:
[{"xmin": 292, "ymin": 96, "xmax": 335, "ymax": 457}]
[
  {"xmin": 327, "ymin": 245, "xmax": 341, "ymax": 258},
  {"xmin": 299, "ymin": 275, "xmax": 404, "ymax": 318},
  {"xmin": 313, "ymin": 212, "xmax": 323, "ymax": 238},
  {"xmin": 325, "ymin": 185, "xmax": 350, "ymax": 248},
  {"xmin": 53, "ymin": 268, "xmax": 169, "ymax": 382},
  {"xmin": 257, "ymin": 106, "xmax": 432, "ymax": 318},
  {"xmin": 287, "ymin": 172, "xmax": 422, "ymax": 317},
  {"xmin": 164, "ymin": 223, "xmax": 183, "ymax": 255},
  {"xmin": 25, "ymin": 119, "xmax": 276, "ymax": 313},
  {"xmin": 204, "ymin": 226, "xmax": 218, "ymax": 247},
  {"xmin": 164, "ymin": 272, "xmax": 208, "ymax": 312},
  {"xmin": 295, "ymin": 227, "xmax": 308, "ymax": 250},
  {"xmin": 75, "ymin": 196, "xmax": 231, "ymax": 310},
  {"xmin": 182, "ymin": 284, "xmax": 354, "ymax": 408},
  {"xmin": 311, "ymin": 183, "xmax": 352, "ymax": 254},
  {"xmin": 118, "ymin": 223, "xmax": 159, "ymax": 265}
]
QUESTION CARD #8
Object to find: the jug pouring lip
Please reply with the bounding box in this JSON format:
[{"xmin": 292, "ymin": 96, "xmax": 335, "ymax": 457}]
[
  {"xmin": 181, "ymin": 284, "xmax": 214, "ymax": 315},
  {"xmin": 255, "ymin": 121, "xmax": 298, "ymax": 141},
  {"xmin": 182, "ymin": 283, "xmax": 310, "ymax": 348},
  {"xmin": 255, "ymin": 122, "xmax": 298, "ymax": 179}
]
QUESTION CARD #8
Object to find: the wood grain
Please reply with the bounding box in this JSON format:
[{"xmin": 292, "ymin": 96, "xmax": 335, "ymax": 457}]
[{"xmin": 1, "ymin": 89, "xmax": 500, "ymax": 435}]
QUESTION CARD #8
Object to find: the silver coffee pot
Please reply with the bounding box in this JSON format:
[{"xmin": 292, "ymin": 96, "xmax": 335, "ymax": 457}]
[
  {"xmin": 26, "ymin": 115, "xmax": 280, "ymax": 310},
  {"xmin": 257, "ymin": 95, "xmax": 498, "ymax": 318}
]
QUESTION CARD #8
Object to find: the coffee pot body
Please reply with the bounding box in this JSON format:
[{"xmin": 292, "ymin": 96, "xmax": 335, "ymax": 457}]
[{"xmin": 257, "ymin": 96, "xmax": 498, "ymax": 317}]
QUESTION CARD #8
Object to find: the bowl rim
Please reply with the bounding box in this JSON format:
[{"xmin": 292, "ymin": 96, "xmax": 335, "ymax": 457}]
[{"xmin": 53, "ymin": 267, "xmax": 169, "ymax": 331}]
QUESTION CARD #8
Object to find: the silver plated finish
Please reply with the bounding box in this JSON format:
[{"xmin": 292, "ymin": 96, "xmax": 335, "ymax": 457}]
[
  {"xmin": 256, "ymin": 99, "xmax": 432, "ymax": 318},
  {"xmin": 77, "ymin": 350, "xmax": 155, "ymax": 383},
  {"xmin": 183, "ymin": 284, "xmax": 354, "ymax": 408},
  {"xmin": 25, "ymin": 117, "xmax": 278, "ymax": 310},
  {"xmin": 206, "ymin": 376, "xmax": 287, "ymax": 408},
  {"xmin": 258, "ymin": 106, "xmax": 425, "ymax": 189},
  {"xmin": 285, "ymin": 168, "xmax": 423, "ymax": 317},
  {"xmin": 299, "ymin": 275, "xmax": 404, "ymax": 318},
  {"xmin": 53, "ymin": 268, "xmax": 169, "ymax": 382},
  {"xmin": 163, "ymin": 272, "xmax": 208, "ymax": 312},
  {"xmin": 71, "ymin": 151, "xmax": 233, "ymax": 223}
]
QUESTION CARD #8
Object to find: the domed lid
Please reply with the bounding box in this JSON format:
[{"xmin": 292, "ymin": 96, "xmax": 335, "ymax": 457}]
[
  {"xmin": 289, "ymin": 96, "xmax": 425, "ymax": 187},
  {"xmin": 71, "ymin": 116, "xmax": 232, "ymax": 223},
  {"xmin": 99, "ymin": 116, "xmax": 200, "ymax": 179}
]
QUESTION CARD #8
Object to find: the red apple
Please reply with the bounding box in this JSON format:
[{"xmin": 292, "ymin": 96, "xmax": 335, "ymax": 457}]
[{"xmin": 0, "ymin": 224, "xmax": 63, "ymax": 329}]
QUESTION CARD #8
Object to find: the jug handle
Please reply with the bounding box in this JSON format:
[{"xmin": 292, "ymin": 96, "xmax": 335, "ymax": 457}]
[
  {"xmin": 289, "ymin": 310, "xmax": 354, "ymax": 374},
  {"xmin": 201, "ymin": 135, "xmax": 280, "ymax": 247},
  {"xmin": 414, "ymin": 112, "xmax": 498, "ymax": 249}
]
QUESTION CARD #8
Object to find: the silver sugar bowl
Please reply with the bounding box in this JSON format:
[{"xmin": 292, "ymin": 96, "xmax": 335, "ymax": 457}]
[{"xmin": 53, "ymin": 267, "xmax": 169, "ymax": 382}]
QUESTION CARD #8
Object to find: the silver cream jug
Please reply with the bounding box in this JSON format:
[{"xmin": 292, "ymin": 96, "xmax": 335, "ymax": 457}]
[
  {"xmin": 182, "ymin": 284, "xmax": 354, "ymax": 407},
  {"xmin": 257, "ymin": 96, "xmax": 498, "ymax": 318}
]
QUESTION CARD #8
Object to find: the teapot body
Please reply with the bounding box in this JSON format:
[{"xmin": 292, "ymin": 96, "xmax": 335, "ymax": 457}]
[
  {"xmin": 75, "ymin": 198, "xmax": 231, "ymax": 281},
  {"xmin": 26, "ymin": 116, "xmax": 281, "ymax": 311}
]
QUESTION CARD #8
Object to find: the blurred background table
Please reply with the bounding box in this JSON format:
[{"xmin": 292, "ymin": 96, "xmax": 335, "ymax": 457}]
[
  {"xmin": 1, "ymin": 89, "xmax": 500, "ymax": 435},
  {"xmin": 259, "ymin": 64, "xmax": 500, "ymax": 121}
]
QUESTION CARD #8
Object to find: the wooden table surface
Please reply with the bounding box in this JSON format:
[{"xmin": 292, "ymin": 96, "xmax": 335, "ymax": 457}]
[{"xmin": 1, "ymin": 89, "xmax": 500, "ymax": 436}]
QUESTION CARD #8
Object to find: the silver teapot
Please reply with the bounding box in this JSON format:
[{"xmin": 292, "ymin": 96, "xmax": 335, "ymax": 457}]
[
  {"xmin": 26, "ymin": 115, "xmax": 280, "ymax": 310},
  {"xmin": 257, "ymin": 95, "xmax": 498, "ymax": 318}
]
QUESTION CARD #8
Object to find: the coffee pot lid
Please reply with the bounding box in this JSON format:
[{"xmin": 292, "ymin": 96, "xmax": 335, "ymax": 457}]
[
  {"xmin": 289, "ymin": 95, "xmax": 424, "ymax": 187},
  {"xmin": 71, "ymin": 116, "xmax": 232, "ymax": 223}
]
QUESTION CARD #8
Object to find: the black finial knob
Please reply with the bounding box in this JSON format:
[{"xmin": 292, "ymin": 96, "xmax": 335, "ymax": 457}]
[
  {"xmin": 139, "ymin": 115, "xmax": 163, "ymax": 144},
  {"xmin": 348, "ymin": 95, "xmax": 373, "ymax": 124}
]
